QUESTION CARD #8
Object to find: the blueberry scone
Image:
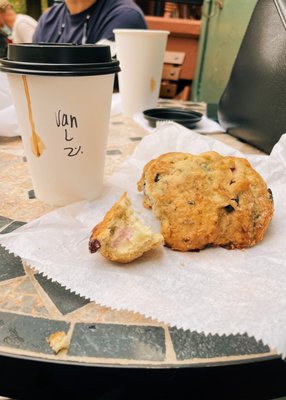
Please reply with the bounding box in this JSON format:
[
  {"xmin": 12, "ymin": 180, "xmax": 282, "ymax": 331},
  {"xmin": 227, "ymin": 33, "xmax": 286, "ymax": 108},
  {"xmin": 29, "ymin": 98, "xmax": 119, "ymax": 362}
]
[
  {"xmin": 137, "ymin": 152, "xmax": 274, "ymax": 251},
  {"xmin": 89, "ymin": 192, "xmax": 164, "ymax": 263}
]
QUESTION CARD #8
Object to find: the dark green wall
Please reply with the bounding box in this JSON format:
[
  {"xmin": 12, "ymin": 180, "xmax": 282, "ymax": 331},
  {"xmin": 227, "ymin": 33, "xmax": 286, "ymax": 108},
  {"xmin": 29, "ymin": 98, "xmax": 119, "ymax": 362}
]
[{"xmin": 192, "ymin": 0, "xmax": 257, "ymax": 104}]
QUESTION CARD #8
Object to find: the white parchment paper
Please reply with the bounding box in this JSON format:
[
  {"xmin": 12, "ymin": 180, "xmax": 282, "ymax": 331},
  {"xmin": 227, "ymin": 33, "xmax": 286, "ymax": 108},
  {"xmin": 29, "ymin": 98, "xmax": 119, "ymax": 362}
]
[{"xmin": 1, "ymin": 122, "xmax": 286, "ymax": 356}]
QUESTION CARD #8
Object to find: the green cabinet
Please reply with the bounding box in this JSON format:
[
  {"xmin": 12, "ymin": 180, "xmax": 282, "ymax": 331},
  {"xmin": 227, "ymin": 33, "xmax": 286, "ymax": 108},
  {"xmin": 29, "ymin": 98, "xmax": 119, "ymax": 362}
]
[{"xmin": 192, "ymin": 0, "xmax": 257, "ymax": 116}]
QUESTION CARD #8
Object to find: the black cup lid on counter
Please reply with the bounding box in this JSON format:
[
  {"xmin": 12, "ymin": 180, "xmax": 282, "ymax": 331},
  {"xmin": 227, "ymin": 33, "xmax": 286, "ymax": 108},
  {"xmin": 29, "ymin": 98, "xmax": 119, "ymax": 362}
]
[
  {"xmin": 143, "ymin": 108, "xmax": 203, "ymax": 129},
  {"xmin": 0, "ymin": 43, "xmax": 120, "ymax": 76}
]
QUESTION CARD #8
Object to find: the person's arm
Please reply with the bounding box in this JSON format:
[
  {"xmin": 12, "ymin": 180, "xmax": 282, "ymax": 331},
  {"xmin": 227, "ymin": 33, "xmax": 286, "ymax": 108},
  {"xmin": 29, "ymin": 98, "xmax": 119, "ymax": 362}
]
[{"xmin": 13, "ymin": 21, "xmax": 37, "ymax": 43}]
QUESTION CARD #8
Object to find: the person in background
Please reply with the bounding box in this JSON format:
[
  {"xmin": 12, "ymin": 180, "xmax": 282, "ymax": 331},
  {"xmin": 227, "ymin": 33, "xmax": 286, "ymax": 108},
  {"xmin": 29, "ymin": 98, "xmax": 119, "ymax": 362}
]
[
  {"xmin": 0, "ymin": 1, "xmax": 37, "ymax": 43},
  {"xmin": 33, "ymin": 0, "xmax": 147, "ymax": 44}
]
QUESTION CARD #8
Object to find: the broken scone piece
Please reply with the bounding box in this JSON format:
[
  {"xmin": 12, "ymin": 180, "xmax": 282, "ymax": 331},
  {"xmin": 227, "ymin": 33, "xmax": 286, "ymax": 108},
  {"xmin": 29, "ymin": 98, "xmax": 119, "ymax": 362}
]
[{"xmin": 89, "ymin": 192, "xmax": 164, "ymax": 263}]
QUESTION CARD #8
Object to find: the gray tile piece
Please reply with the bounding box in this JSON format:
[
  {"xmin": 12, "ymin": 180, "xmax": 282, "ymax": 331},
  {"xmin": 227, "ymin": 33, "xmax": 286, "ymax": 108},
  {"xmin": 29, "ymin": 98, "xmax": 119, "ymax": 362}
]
[
  {"xmin": 0, "ymin": 221, "xmax": 26, "ymax": 234},
  {"xmin": 0, "ymin": 311, "xmax": 69, "ymax": 354},
  {"xmin": 106, "ymin": 149, "xmax": 122, "ymax": 155},
  {"xmin": 169, "ymin": 328, "xmax": 270, "ymax": 360},
  {"xmin": 0, "ymin": 246, "xmax": 25, "ymax": 282},
  {"xmin": 28, "ymin": 189, "xmax": 36, "ymax": 199},
  {"xmin": 69, "ymin": 323, "xmax": 166, "ymax": 361},
  {"xmin": 0, "ymin": 217, "xmax": 12, "ymax": 230},
  {"xmin": 111, "ymin": 121, "xmax": 124, "ymax": 125},
  {"xmin": 34, "ymin": 273, "xmax": 90, "ymax": 315}
]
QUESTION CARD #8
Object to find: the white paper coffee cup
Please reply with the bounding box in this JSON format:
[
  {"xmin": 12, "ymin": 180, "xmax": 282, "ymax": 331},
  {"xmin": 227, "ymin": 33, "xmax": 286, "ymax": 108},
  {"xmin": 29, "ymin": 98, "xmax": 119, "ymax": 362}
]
[
  {"xmin": 0, "ymin": 44, "xmax": 120, "ymax": 206},
  {"xmin": 113, "ymin": 29, "xmax": 169, "ymax": 117}
]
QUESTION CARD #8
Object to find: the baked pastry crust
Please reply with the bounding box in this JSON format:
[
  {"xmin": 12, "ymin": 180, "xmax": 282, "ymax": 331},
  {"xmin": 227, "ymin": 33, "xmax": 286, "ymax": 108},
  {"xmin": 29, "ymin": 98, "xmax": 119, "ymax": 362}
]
[
  {"xmin": 137, "ymin": 151, "xmax": 274, "ymax": 251},
  {"xmin": 47, "ymin": 331, "xmax": 69, "ymax": 354},
  {"xmin": 89, "ymin": 192, "xmax": 164, "ymax": 263}
]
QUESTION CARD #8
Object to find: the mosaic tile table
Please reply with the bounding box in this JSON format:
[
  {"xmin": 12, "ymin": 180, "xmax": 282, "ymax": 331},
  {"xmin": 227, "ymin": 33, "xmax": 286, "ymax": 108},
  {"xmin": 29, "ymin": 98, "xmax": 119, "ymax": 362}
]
[{"xmin": 0, "ymin": 100, "xmax": 285, "ymax": 399}]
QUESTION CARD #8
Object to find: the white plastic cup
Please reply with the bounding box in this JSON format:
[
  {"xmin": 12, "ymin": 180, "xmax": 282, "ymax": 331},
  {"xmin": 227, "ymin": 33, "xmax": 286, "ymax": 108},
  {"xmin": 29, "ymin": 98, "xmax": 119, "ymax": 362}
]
[
  {"xmin": 113, "ymin": 29, "xmax": 169, "ymax": 117},
  {"xmin": 1, "ymin": 44, "xmax": 120, "ymax": 206}
]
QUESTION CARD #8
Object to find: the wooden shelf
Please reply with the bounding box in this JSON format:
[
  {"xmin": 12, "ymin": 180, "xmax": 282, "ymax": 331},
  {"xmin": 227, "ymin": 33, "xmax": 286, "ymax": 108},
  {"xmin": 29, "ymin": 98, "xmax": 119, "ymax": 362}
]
[
  {"xmin": 146, "ymin": 16, "xmax": 201, "ymax": 80},
  {"xmin": 146, "ymin": 16, "xmax": 201, "ymax": 36}
]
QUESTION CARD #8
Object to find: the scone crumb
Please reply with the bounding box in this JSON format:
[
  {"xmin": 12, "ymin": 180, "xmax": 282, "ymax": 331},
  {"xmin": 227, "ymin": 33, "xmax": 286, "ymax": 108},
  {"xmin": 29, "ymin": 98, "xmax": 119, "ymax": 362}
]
[{"xmin": 47, "ymin": 331, "xmax": 69, "ymax": 354}]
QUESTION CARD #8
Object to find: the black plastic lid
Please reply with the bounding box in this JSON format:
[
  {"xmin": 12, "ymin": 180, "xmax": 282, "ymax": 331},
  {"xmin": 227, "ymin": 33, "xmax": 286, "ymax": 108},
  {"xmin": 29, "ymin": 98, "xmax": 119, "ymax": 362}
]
[
  {"xmin": 0, "ymin": 43, "xmax": 120, "ymax": 76},
  {"xmin": 143, "ymin": 108, "xmax": 203, "ymax": 129}
]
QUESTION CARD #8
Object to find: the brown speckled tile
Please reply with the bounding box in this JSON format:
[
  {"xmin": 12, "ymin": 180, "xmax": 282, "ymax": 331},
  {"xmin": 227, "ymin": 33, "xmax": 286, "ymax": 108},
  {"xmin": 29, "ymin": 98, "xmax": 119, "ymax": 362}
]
[
  {"xmin": 0, "ymin": 151, "xmax": 55, "ymax": 222},
  {"xmin": 0, "ymin": 276, "xmax": 49, "ymax": 317},
  {"xmin": 67, "ymin": 301, "xmax": 159, "ymax": 325}
]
